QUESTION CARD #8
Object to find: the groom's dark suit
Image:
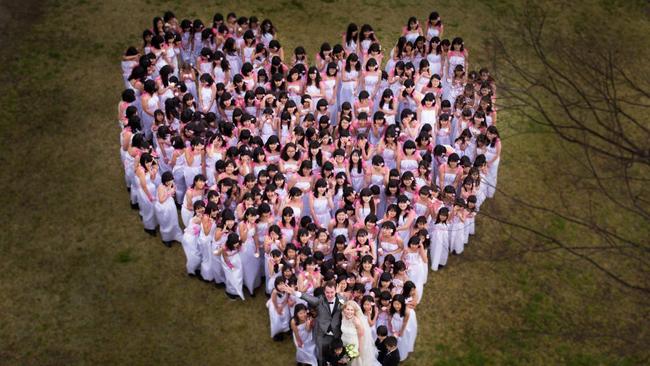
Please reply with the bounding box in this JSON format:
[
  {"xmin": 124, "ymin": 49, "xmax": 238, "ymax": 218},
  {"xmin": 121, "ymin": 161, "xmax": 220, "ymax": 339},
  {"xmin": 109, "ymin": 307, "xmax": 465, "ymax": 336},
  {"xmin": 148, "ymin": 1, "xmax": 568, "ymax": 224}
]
[{"xmin": 300, "ymin": 292, "xmax": 344, "ymax": 364}]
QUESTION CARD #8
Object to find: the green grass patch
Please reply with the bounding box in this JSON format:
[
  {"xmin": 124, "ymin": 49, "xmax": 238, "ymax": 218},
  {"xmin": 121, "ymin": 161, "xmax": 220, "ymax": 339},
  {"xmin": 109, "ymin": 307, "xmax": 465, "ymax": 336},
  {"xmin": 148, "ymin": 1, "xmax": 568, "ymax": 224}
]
[{"xmin": 115, "ymin": 248, "xmax": 136, "ymax": 263}]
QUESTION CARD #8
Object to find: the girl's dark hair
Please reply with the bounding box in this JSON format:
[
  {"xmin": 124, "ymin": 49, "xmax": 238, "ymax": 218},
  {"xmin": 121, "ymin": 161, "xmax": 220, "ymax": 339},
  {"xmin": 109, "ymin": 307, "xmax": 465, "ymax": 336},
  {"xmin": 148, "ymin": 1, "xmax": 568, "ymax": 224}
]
[
  {"xmin": 344, "ymin": 53, "xmax": 361, "ymax": 72},
  {"xmin": 225, "ymin": 232, "xmax": 240, "ymax": 251},
  {"xmin": 293, "ymin": 303, "xmax": 308, "ymax": 323},
  {"xmin": 487, "ymin": 125, "xmax": 500, "ymax": 147},
  {"xmin": 345, "ymin": 23, "xmax": 359, "ymax": 45},
  {"xmin": 402, "ymin": 280, "xmax": 417, "ymax": 299},
  {"xmin": 435, "ymin": 207, "xmax": 449, "ymax": 223},
  {"xmin": 390, "ymin": 294, "xmax": 407, "ymax": 317}
]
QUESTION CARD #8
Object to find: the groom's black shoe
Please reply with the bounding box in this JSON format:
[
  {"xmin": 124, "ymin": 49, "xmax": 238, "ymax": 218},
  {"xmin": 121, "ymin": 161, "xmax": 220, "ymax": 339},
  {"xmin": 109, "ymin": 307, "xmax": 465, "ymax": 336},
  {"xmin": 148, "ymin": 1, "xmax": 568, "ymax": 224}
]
[{"xmin": 272, "ymin": 334, "xmax": 284, "ymax": 342}]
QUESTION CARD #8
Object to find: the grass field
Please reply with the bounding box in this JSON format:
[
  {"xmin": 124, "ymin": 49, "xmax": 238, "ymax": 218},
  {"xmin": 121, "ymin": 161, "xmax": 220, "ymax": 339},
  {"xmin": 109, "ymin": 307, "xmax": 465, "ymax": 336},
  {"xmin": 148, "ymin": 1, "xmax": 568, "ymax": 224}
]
[{"xmin": 1, "ymin": 0, "xmax": 648, "ymax": 365}]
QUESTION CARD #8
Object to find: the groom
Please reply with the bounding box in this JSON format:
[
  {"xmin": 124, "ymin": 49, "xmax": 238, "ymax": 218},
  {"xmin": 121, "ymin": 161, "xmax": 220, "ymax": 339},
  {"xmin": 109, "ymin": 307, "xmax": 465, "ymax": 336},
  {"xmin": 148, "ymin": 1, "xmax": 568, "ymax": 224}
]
[{"xmin": 279, "ymin": 280, "xmax": 345, "ymax": 365}]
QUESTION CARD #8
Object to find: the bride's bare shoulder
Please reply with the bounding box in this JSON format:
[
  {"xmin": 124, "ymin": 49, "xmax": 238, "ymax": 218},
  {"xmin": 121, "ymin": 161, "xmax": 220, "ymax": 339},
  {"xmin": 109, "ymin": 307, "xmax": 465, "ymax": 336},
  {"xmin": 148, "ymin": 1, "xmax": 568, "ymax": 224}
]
[{"xmin": 352, "ymin": 316, "xmax": 363, "ymax": 327}]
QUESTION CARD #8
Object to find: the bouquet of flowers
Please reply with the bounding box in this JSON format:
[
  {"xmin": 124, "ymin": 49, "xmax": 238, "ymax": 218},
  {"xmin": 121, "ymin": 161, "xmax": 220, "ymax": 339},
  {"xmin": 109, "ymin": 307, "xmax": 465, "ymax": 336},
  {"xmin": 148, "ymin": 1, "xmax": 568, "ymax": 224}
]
[{"xmin": 345, "ymin": 343, "xmax": 360, "ymax": 360}]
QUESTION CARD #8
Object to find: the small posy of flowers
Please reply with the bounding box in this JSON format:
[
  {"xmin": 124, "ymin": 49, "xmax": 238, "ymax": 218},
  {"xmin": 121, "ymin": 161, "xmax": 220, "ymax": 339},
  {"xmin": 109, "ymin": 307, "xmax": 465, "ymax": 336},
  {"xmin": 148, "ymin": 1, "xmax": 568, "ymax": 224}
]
[{"xmin": 345, "ymin": 343, "xmax": 360, "ymax": 360}]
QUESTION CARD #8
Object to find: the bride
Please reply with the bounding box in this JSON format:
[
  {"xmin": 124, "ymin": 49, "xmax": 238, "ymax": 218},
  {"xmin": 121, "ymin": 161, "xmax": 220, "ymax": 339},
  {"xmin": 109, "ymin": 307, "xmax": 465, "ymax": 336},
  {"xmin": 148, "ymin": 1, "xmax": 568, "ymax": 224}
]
[{"xmin": 341, "ymin": 300, "xmax": 379, "ymax": 366}]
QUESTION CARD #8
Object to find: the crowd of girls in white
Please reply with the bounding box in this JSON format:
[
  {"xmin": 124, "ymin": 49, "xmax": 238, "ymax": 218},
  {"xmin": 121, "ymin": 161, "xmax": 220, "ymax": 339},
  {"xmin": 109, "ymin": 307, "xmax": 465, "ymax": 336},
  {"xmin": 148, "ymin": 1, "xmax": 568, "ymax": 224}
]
[{"xmin": 118, "ymin": 10, "xmax": 501, "ymax": 364}]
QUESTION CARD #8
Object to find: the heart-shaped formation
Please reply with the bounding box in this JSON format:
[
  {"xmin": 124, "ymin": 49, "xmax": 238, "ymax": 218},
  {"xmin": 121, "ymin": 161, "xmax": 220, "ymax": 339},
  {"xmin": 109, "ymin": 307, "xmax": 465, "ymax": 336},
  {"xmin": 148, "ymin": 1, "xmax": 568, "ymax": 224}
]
[{"xmin": 118, "ymin": 9, "xmax": 501, "ymax": 364}]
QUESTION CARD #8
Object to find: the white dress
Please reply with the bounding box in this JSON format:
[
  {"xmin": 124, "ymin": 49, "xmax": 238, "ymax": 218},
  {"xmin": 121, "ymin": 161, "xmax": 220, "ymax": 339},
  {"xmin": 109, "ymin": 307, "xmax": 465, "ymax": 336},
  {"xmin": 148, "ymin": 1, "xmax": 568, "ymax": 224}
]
[
  {"xmin": 241, "ymin": 226, "xmax": 262, "ymax": 295},
  {"xmin": 205, "ymin": 150, "xmax": 222, "ymax": 187},
  {"xmin": 181, "ymin": 193, "xmax": 203, "ymax": 228},
  {"xmin": 341, "ymin": 312, "xmax": 379, "ymax": 366},
  {"xmin": 155, "ymin": 144, "xmax": 175, "ymax": 173},
  {"xmin": 464, "ymin": 211, "xmax": 476, "ymax": 241},
  {"xmin": 399, "ymin": 158, "xmax": 418, "ymax": 175},
  {"xmin": 124, "ymin": 152, "xmax": 138, "ymax": 205},
  {"xmin": 323, "ymin": 78, "xmax": 337, "ymax": 106},
  {"xmin": 181, "ymin": 221, "xmax": 202, "ymax": 274},
  {"xmin": 137, "ymin": 173, "xmax": 158, "ymax": 230},
  {"xmin": 441, "ymin": 168, "xmax": 458, "ymax": 189},
  {"xmin": 171, "ymin": 153, "xmax": 186, "ymax": 204},
  {"xmin": 198, "ymin": 222, "xmax": 215, "ymax": 281},
  {"xmin": 403, "ymin": 251, "xmax": 427, "ymax": 299},
  {"xmin": 154, "ymin": 192, "xmax": 183, "ymax": 242},
  {"xmin": 382, "ymin": 148, "xmax": 397, "ymax": 171},
  {"xmin": 339, "ymin": 70, "xmax": 358, "ymax": 108},
  {"xmin": 362, "ymin": 74, "xmax": 379, "ymax": 96},
  {"xmin": 331, "ymin": 227, "xmax": 349, "ymax": 245},
  {"xmin": 420, "ymin": 108, "xmax": 437, "ymax": 131},
  {"xmin": 390, "ymin": 308, "xmax": 417, "ymax": 361},
  {"xmin": 429, "ymin": 222, "xmax": 449, "ymax": 271},
  {"xmin": 379, "ymin": 240, "xmax": 401, "ymax": 263},
  {"xmin": 426, "ymin": 52, "xmax": 442, "ymax": 76},
  {"xmin": 141, "ymin": 95, "xmax": 159, "ymax": 140},
  {"xmin": 210, "ymin": 231, "xmax": 228, "ymax": 284},
  {"xmin": 484, "ymin": 143, "xmax": 500, "ymax": 198},
  {"xmin": 293, "ymin": 322, "xmax": 318, "ymax": 366},
  {"xmin": 265, "ymin": 254, "xmax": 282, "ymax": 295},
  {"xmin": 350, "ymin": 167, "xmax": 365, "ymax": 192},
  {"xmin": 305, "ymin": 84, "xmax": 322, "ymax": 107},
  {"xmin": 312, "ymin": 196, "xmax": 331, "ymax": 228},
  {"xmin": 397, "ymin": 215, "xmax": 411, "ymax": 245},
  {"xmin": 267, "ymin": 293, "xmax": 290, "ymax": 337},
  {"xmin": 449, "ymin": 215, "xmax": 465, "ymax": 255},
  {"xmin": 221, "ymin": 248, "xmax": 245, "ymax": 299},
  {"xmin": 436, "ymin": 126, "xmax": 452, "ymax": 146},
  {"xmin": 184, "ymin": 153, "xmax": 203, "ymax": 187},
  {"xmin": 294, "ymin": 181, "xmax": 311, "ymax": 216},
  {"xmin": 226, "ymin": 52, "xmax": 242, "ymax": 76},
  {"xmin": 199, "ymin": 85, "xmax": 216, "ymax": 114},
  {"xmin": 260, "ymin": 121, "xmax": 275, "ymax": 144}
]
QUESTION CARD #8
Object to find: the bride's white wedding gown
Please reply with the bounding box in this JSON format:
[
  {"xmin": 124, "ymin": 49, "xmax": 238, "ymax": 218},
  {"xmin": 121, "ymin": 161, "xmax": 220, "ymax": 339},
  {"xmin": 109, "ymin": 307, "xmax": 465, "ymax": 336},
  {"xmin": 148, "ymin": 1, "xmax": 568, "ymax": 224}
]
[{"xmin": 341, "ymin": 313, "xmax": 379, "ymax": 366}]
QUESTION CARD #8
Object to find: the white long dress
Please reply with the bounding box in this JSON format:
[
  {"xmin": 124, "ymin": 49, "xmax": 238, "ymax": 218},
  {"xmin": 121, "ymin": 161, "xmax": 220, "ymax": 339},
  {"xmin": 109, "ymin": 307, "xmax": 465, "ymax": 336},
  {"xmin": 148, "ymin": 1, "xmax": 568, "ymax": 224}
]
[
  {"xmin": 341, "ymin": 311, "xmax": 379, "ymax": 366},
  {"xmin": 265, "ymin": 241, "xmax": 282, "ymax": 295},
  {"xmin": 390, "ymin": 308, "xmax": 417, "ymax": 361},
  {"xmin": 199, "ymin": 85, "xmax": 216, "ymax": 114},
  {"xmin": 449, "ymin": 215, "xmax": 465, "ymax": 255},
  {"xmin": 221, "ymin": 248, "xmax": 245, "ymax": 299},
  {"xmin": 171, "ymin": 153, "xmax": 186, "ymax": 204},
  {"xmin": 484, "ymin": 143, "xmax": 500, "ymax": 198},
  {"xmin": 198, "ymin": 222, "xmax": 215, "ymax": 281},
  {"xmin": 137, "ymin": 173, "xmax": 158, "ymax": 230},
  {"xmin": 181, "ymin": 221, "xmax": 202, "ymax": 274},
  {"xmin": 181, "ymin": 193, "xmax": 203, "ymax": 228},
  {"xmin": 210, "ymin": 232, "xmax": 227, "ymax": 284},
  {"xmin": 267, "ymin": 293, "xmax": 290, "ymax": 337},
  {"xmin": 183, "ymin": 152, "xmax": 202, "ymax": 190},
  {"xmin": 403, "ymin": 251, "xmax": 427, "ymax": 300},
  {"xmin": 241, "ymin": 226, "xmax": 262, "ymax": 295},
  {"xmin": 154, "ymin": 192, "xmax": 183, "ymax": 242},
  {"xmin": 141, "ymin": 95, "xmax": 159, "ymax": 140},
  {"xmin": 429, "ymin": 222, "xmax": 449, "ymax": 271},
  {"xmin": 293, "ymin": 322, "xmax": 318, "ymax": 366},
  {"xmin": 124, "ymin": 153, "xmax": 138, "ymax": 205},
  {"xmin": 339, "ymin": 70, "xmax": 358, "ymax": 108},
  {"xmin": 350, "ymin": 166, "xmax": 365, "ymax": 192}
]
